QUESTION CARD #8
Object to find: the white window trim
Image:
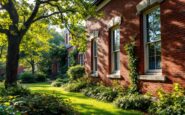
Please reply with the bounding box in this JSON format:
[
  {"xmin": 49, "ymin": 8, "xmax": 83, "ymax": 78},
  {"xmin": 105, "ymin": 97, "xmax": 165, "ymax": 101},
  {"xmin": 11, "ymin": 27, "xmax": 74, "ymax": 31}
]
[
  {"xmin": 136, "ymin": 0, "xmax": 164, "ymax": 14},
  {"xmin": 107, "ymin": 70, "xmax": 121, "ymax": 78},
  {"xmin": 111, "ymin": 26, "xmax": 120, "ymax": 73},
  {"xmin": 91, "ymin": 38, "xmax": 98, "ymax": 77},
  {"xmin": 107, "ymin": 26, "xmax": 121, "ymax": 78},
  {"xmin": 141, "ymin": 5, "xmax": 165, "ymax": 81},
  {"xmin": 143, "ymin": 5, "xmax": 161, "ymax": 73}
]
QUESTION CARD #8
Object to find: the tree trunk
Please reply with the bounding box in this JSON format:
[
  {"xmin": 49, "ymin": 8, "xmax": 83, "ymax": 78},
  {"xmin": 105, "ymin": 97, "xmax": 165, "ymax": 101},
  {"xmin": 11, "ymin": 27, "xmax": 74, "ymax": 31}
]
[
  {"xmin": 5, "ymin": 35, "xmax": 21, "ymax": 88},
  {"xmin": 31, "ymin": 60, "xmax": 35, "ymax": 75}
]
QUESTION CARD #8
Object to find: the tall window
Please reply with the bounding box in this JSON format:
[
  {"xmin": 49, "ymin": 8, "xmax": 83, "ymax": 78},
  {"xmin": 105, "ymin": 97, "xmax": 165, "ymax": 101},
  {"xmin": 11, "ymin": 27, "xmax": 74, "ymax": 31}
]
[
  {"xmin": 144, "ymin": 6, "xmax": 161, "ymax": 71},
  {"xmin": 79, "ymin": 54, "xmax": 84, "ymax": 65},
  {"xmin": 111, "ymin": 27, "xmax": 120, "ymax": 73},
  {"xmin": 92, "ymin": 39, "xmax": 98, "ymax": 73}
]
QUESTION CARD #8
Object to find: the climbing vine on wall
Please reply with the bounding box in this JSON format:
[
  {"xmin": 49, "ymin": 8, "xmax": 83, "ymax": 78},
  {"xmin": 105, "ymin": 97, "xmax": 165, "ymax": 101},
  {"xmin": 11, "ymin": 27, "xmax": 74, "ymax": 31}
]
[{"xmin": 124, "ymin": 37, "xmax": 139, "ymax": 93}]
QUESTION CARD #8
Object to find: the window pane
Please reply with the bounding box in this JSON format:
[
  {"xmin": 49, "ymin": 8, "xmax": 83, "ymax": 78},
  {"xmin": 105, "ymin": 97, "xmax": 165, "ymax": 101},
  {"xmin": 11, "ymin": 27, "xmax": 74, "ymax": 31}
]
[
  {"xmin": 147, "ymin": 7, "xmax": 161, "ymax": 42},
  {"xmin": 149, "ymin": 43, "xmax": 155, "ymax": 57},
  {"xmin": 146, "ymin": 7, "xmax": 161, "ymax": 70},
  {"xmin": 114, "ymin": 52, "xmax": 117, "ymax": 70},
  {"xmin": 93, "ymin": 41, "xmax": 97, "ymax": 56},
  {"xmin": 155, "ymin": 42, "xmax": 161, "ymax": 56},
  {"xmin": 113, "ymin": 29, "xmax": 120, "ymax": 51},
  {"xmin": 95, "ymin": 57, "xmax": 98, "ymax": 71},
  {"xmin": 156, "ymin": 56, "xmax": 161, "ymax": 69},
  {"xmin": 149, "ymin": 57, "xmax": 155, "ymax": 69}
]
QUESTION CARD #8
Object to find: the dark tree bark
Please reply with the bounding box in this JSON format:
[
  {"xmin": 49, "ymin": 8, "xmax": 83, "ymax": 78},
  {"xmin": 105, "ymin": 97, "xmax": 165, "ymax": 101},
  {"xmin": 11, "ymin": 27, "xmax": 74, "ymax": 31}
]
[
  {"xmin": 5, "ymin": 34, "xmax": 21, "ymax": 88},
  {"xmin": 30, "ymin": 60, "xmax": 35, "ymax": 75}
]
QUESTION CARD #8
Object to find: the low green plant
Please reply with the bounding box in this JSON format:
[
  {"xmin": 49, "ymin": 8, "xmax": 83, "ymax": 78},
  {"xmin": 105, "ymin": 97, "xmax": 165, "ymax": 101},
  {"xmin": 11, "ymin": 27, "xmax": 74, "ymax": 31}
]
[
  {"xmin": 0, "ymin": 105, "xmax": 21, "ymax": 115},
  {"xmin": 35, "ymin": 72, "xmax": 47, "ymax": 82},
  {"xmin": 82, "ymin": 85, "xmax": 119, "ymax": 102},
  {"xmin": 0, "ymin": 75, "xmax": 4, "ymax": 82},
  {"xmin": 63, "ymin": 77, "xmax": 93, "ymax": 92},
  {"xmin": 114, "ymin": 94, "xmax": 151, "ymax": 111},
  {"xmin": 56, "ymin": 74, "xmax": 68, "ymax": 79},
  {"xmin": 0, "ymin": 86, "xmax": 76, "ymax": 115},
  {"xmin": 19, "ymin": 72, "xmax": 35, "ymax": 83},
  {"xmin": 0, "ymin": 85, "xmax": 30, "ymax": 96},
  {"xmin": 51, "ymin": 81, "xmax": 62, "ymax": 87},
  {"xmin": 51, "ymin": 78, "xmax": 70, "ymax": 87},
  {"xmin": 13, "ymin": 94, "xmax": 75, "ymax": 115},
  {"xmin": 67, "ymin": 65, "xmax": 85, "ymax": 80},
  {"xmin": 149, "ymin": 83, "xmax": 185, "ymax": 115}
]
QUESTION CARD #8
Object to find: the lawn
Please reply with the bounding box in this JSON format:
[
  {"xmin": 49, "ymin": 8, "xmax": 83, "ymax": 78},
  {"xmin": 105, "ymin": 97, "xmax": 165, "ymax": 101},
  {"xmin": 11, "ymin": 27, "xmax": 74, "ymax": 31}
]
[{"xmin": 1, "ymin": 82, "xmax": 143, "ymax": 115}]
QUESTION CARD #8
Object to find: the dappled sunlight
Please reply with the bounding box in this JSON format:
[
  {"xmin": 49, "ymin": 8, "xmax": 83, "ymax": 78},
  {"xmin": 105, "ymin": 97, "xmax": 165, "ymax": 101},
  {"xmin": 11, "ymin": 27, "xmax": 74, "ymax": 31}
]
[{"xmin": 21, "ymin": 83, "xmax": 143, "ymax": 115}]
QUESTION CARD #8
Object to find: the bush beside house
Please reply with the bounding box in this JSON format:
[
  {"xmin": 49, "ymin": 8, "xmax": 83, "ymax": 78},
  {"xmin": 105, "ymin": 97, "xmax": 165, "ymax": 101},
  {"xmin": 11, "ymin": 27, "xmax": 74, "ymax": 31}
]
[{"xmin": 67, "ymin": 65, "xmax": 85, "ymax": 80}]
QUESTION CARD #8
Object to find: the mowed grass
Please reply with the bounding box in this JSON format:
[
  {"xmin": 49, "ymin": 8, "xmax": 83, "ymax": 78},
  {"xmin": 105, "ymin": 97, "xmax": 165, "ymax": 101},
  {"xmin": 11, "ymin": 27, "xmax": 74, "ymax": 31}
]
[{"xmin": 0, "ymin": 82, "xmax": 143, "ymax": 115}]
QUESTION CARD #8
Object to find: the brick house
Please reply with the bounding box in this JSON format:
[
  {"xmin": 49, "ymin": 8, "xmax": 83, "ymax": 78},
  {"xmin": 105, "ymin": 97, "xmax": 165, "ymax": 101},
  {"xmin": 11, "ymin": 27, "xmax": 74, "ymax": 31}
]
[
  {"xmin": 85, "ymin": 0, "xmax": 185, "ymax": 95},
  {"xmin": 64, "ymin": 29, "xmax": 85, "ymax": 66}
]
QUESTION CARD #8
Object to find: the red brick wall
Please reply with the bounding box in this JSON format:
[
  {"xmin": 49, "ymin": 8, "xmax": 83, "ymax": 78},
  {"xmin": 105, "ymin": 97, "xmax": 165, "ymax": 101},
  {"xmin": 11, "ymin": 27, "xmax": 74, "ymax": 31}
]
[{"xmin": 85, "ymin": 0, "xmax": 185, "ymax": 95}]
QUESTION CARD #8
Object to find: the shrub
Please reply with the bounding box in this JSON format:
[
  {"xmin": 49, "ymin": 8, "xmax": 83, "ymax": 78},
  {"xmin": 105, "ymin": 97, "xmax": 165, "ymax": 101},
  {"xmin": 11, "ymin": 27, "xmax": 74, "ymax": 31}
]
[
  {"xmin": 63, "ymin": 77, "xmax": 93, "ymax": 92},
  {"xmin": 0, "ymin": 94, "xmax": 76, "ymax": 115},
  {"xmin": 82, "ymin": 85, "xmax": 119, "ymax": 102},
  {"xmin": 149, "ymin": 83, "xmax": 185, "ymax": 115},
  {"xmin": 67, "ymin": 65, "xmax": 85, "ymax": 80},
  {"xmin": 0, "ymin": 75, "xmax": 4, "ymax": 82},
  {"xmin": 56, "ymin": 74, "xmax": 68, "ymax": 79},
  {"xmin": 35, "ymin": 72, "xmax": 47, "ymax": 82},
  {"xmin": 19, "ymin": 72, "xmax": 35, "ymax": 83},
  {"xmin": 114, "ymin": 94, "xmax": 151, "ymax": 111},
  {"xmin": 0, "ymin": 105, "xmax": 21, "ymax": 115},
  {"xmin": 0, "ymin": 86, "xmax": 30, "ymax": 96},
  {"xmin": 51, "ymin": 81, "xmax": 62, "ymax": 87},
  {"xmin": 51, "ymin": 78, "xmax": 70, "ymax": 87},
  {"xmin": 0, "ymin": 86, "xmax": 76, "ymax": 115},
  {"xmin": 55, "ymin": 78, "xmax": 68, "ymax": 83},
  {"xmin": 13, "ymin": 94, "xmax": 75, "ymax": 115}
]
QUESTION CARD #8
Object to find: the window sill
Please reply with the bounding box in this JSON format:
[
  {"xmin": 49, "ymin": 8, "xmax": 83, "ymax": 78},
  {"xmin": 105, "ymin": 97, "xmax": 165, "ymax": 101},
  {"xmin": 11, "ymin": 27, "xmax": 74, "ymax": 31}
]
[
  {"xmin": 107, "ymin": 71, "xmax": 121, "ymax": 79},
  {"xmin": 139, "ymin": 72, "xmax": 165, "ymax": 81},
  {"xmin": 91, "ymin": 72, "xmax": 98, "ymax": 78}
]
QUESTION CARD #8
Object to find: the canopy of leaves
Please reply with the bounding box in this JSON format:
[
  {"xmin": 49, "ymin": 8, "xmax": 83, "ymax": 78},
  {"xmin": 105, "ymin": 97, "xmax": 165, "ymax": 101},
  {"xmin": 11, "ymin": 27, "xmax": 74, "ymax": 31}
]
[
  {"xmin": 19, "ymin": 21, "xmax": 52, "ymax": 68},
  {"xmin": 0, "ymin": 0, "xmax": 97, "ymax": 51}
]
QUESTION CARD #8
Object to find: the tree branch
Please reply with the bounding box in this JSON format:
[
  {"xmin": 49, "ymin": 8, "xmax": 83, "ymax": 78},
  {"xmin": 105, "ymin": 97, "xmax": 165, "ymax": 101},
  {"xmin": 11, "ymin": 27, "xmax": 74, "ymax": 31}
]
[
  {"xmin": 32, "ymin": 12, "xmax": 60, "ymax": 22},
  {"xmin": 3, "ymin": 0, "xmax": 19, "ymax": 25},
  {"xmin": 20, "ymin": 1, "xmax": 41, "ymax": 37}
]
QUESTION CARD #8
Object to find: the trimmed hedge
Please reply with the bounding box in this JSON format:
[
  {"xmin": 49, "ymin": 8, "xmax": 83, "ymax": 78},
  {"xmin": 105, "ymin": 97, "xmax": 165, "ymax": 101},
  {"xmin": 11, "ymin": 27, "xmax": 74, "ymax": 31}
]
[
  {"xmin": 114, "ymin": 94, "xmax": 151, "ymax": 111},
  {"xmin": 67, "ymin": 65, "xmax": 85, "ymax": 80},
  {"xmin": 19, "ymin": 72, "xmax": 35, "ymax": 83}
]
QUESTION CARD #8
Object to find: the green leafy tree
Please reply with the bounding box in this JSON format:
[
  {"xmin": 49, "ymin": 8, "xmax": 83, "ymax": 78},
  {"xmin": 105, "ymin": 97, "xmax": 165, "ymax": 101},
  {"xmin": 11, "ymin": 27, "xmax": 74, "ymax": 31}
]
[
  {"xmin": 0, "ymin": 0, "xmax": 96, "ymax": 87},
  {"xmin": 38, "ymin": 30, "xmax": 67, "ymax": 75},
  {"xmin": 20, "ymin": 22, "xmax": 52, "ymax": 75},
  {"xmin": 0, "ymin": 33, "xmax": 7, "ymax": 62}
]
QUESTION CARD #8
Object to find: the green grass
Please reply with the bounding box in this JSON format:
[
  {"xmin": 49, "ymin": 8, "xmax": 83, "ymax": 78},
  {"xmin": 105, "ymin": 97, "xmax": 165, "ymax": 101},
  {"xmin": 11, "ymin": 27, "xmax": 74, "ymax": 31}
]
[{"xmin": 1, "ymin": 82, "xmax": 143, "ymax": 115}]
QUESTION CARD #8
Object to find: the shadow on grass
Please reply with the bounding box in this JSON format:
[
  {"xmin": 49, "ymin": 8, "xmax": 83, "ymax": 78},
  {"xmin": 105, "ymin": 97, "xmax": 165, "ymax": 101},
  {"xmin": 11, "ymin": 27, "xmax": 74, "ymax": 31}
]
[
  {"xmin": 72, "ymin": 103, "xmax": 140, "ymax": 115},
  {"xmin": 23, "ymin": 83, "xmax": 143, "ymax": 115}
]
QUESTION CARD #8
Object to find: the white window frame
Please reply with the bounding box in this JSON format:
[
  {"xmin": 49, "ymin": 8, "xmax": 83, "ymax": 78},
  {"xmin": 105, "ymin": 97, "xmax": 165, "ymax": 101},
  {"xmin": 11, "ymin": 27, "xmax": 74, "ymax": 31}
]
[
  {"xmin": 143, "ymin": 5, "xmax": 162, "ymax": 74},
  {"xmin": 111, "ymin": 26, "xmax": 120, "ymax": 74}
]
